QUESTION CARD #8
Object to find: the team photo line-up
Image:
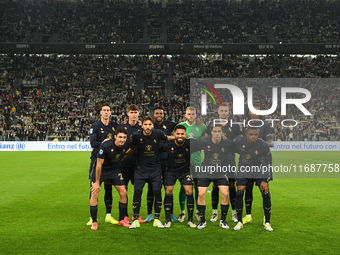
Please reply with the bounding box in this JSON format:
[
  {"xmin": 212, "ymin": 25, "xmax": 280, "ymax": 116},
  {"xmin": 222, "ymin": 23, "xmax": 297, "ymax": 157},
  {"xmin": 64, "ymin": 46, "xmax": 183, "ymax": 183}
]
[{"xmin": 88, "ymin": 102, "xmax": 273, "ymax": 231}]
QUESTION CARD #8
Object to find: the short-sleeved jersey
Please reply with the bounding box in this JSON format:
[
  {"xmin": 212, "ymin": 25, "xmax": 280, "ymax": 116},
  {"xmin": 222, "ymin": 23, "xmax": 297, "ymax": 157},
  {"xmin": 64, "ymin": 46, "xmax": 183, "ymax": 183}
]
[
  {"xmin": 162, "ymin": 139, "xmax": 190, "ymax": 173},
  {"xmin": 89, "ymin": 120, "xmax": 118, "ymax": 159},
  {"xmin": 191, "ymin": 137, "xmax": 235, "ymax": 167},
  {"xmin": 118, "ymin": 121, "xmax": 142, "ymax": 163},
  {"xmin": 244, "ymin": 120, "xmax": 274, "ymax": 142},
  {"xmin": 233, "ymin": 136, "xmax": 272, "ymax": 180},
  {"xmin": 154, "ymin": 120, "xmax": 177, "ymax": 160},
  {"xmin": 131, "ymin": 129, "xmax": 167, "ymax": 172},
  {"xmin": 97, "ymin": 139, "xmax": 130, "ymax": 179},
  {"xmin": 175, "ymin": 121, "xmax": 206, "ymax": 167},
  {"xmin": 206, "ymin": 119, "xmax": 241, "ymax": 165}
]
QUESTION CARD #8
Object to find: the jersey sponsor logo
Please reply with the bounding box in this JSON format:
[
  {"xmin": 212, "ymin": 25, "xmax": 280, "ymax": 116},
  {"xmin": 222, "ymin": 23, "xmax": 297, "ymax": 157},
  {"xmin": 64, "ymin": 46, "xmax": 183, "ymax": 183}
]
[
  {"xmin": 178, "ymin": 154, "xmax": 183, "ymax": 158},
  {"xmin": 213, "ymin": 153, "xmax": 219, "ymax": 159},
  {"xmin": 189, "ymin": 133, "xmax": 194, "ymax": 138},
  {"xmin": 146, "ymin": 145, "xmax": 152, "ymax": 151},
  {"xmin": 229, "ymin": 127, "xmax": 232, "ymax": 132},
  {"xmin": 255, "ymin": 150, "xmax": 258, "ymax": 155},
  {"xmin": 163, "ymin": 125, "xmax": 166, "ymax": 129},
  {"xmin": 222, "ymin": 148, "xmax": 224, "ymax": 152},
  {"xmin": 112, "ymin": 127, "xmax": 115, "ymax": 131},
  {"xmin": 153, "ymin": 139, "xmax": 157, "ymax": 143},
  {"xmin": 185, "ymin": 148, "xmax": 188, "ymax": 152},
  {"xmin": 107, "ymin": 133, "xmax": 113, "ymax": 139},
  {"xmin": 115, "ymin": 154, "xmax": 120, "ymax": 159},
  {"xmin": 89, "ymin": 128, "xmax": 93, "ymax": 134},
  {"xmin": 245, "ymin": 154, "xmax": 251, "ymax": 160},
  {"xmin": 99, "ymin": 149, "xmax": 103, "ymax": 155}
]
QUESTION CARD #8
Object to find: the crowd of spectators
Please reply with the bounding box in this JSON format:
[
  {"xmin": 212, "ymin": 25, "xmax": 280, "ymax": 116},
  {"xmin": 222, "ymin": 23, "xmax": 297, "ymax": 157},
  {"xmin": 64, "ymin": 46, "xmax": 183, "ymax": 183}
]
[
  {"xmin": 0, "ymin": 53, "xmax": 339, "ymax": 142},
  {"xmin": 267, "ymin": 0, "xmax": 340, "ymax": 43},
  {"xmin": 167, "ymin": 0, "xmax": 265, "ymax": 43},
  {"xmin": 1, "ymin": 0, "xmax": 340, "ymax": 44}
]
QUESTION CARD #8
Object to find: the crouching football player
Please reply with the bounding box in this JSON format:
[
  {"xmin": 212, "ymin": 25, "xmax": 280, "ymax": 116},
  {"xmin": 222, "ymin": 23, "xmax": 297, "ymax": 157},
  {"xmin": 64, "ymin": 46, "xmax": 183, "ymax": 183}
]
[{"xmin": 89, "ymin": 127, "xmax": 131, "ymax": 230}]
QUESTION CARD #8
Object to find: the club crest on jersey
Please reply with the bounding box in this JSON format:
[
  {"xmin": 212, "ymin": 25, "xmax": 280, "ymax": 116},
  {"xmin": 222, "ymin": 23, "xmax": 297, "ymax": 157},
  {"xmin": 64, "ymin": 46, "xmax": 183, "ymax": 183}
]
[
  {"xmin": 242, "ymin": 145, "xmax": 246, "ymax": 149},
  {"xmin": 124, "ymin": 127, "xmax": 128, "ymax": 129},
  {"xmin": 111, "ymin": 149, "xmax": 114, "ymax": 152},
  {"xmin": 207, "ymin": 145, "xmax": 211, "ymax": 151},
  {"xmin": 171, "ymin": 147, "xmax": 175, "ymax": 152},
  {"xmin": 100, "ymin": 128, "xmax": 103, "ymax": 130},
  {"xmin": 140, "ymin": 138, "xmax": 143, "ymax": 141}
]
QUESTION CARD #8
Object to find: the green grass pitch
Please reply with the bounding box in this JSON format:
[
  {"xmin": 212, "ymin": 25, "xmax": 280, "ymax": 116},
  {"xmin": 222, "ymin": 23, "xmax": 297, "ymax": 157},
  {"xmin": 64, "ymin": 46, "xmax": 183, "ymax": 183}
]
[{"xmin": 1, "ymin": 151, "xmax": 339, "ymax": 254}]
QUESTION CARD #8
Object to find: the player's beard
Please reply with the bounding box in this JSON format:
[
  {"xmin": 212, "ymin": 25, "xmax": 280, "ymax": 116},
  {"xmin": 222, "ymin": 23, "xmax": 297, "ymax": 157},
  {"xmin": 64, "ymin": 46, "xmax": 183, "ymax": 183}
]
[{"xmin": 175, "ymin": 137, "xmax": 184, "ymax": 145}]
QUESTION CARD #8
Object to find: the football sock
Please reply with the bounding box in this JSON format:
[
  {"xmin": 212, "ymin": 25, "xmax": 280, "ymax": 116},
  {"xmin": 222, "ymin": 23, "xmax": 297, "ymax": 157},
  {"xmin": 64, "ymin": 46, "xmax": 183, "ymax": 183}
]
[
  {"xmin": 90, "ymin": 205, "xmax": 98, "ymax": 223},
  {"xmin": 186, "ymin": 194, "xmax": 194, "ymax": 220},
  {"xmin": 194, "ymin": 184, "xmax": 199, "ymax": 211},
  {"xmin": 245, "ymin": 183, "xmax": 254, "ymax": 215},
  {"xmin": 221, "ymin": 204, "xmax": 229, "ymax": 221},
  {"xmin": 119, "ymin": 202, "xmax": 127, "ymax": 221},
  {"xmin": 147, "ymin": 183, "xmax": 154, "ymax": 215},
  {"xmin": 197, "ymin": 204, "xmax": 206, "ymax": 222},
  {"xmin": 133, "ymin": 189, "xmax": 142, "ymax": 218},
  {"xmin": 229, "ymin": 186, "xmax": 236, "ymax": 210},
  {"xmin": 262, "ymin": 191, "xmax": 271, "ymax": 223},
  {"xmin": 104, "ymin": 184, "xmax": 113, "ymax": 214},
  {"xmin": 236, "ymin": 190, "xmax": 244, "ymax": 222},
  {"xmin": 212, "ymin": 186, "xmax": 219, "ymax": 210},
  {"xmin": 164, "ymin": 194, "xmax": 173, "ymax": 220},
  {"xmin": 179, "ymin": 185, "xmax": 186, "ymax": 211},
  {"xmin": 154, "ymin": 190, "xmax": 163, "ymax": 215}
]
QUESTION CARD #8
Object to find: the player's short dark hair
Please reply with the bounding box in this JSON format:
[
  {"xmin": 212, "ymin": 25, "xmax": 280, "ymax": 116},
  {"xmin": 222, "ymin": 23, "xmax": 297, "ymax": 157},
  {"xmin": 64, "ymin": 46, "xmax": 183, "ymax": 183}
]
[
  {"xmin": 174, "ymin": 124, "xmax": 186, "ymax": 132},
  {"xmin": 142, "ymin": 115, "xmax": 154, "ymax": 124},
  {"xmin": 127, "ymin": 104, "xmax": 139, "ymax": 112},
  {"xmin": 115, "ymin": 127, "xmax": 128, "ymax": 136},
  {"xmin": 101, "ymin": 103, "xmax": 111, "ymax": 110},
  {"xmin": 210, "ymin": 124, "xmax": 223, "ymax": 131},
  {"xmin": 246, "ymin": 126, "xmax": 260, "ymax": 133},
  {"xmin": 153, "ymin": 106, "xmax": 164, "ymax": 113}
]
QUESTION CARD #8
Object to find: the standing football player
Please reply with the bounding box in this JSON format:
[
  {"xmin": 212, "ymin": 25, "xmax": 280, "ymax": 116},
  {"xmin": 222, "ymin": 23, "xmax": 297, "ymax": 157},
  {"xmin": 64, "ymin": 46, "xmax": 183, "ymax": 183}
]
[{"xmin": 87, "ymin": 103, "xmax": 118, "ymax": 226}]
